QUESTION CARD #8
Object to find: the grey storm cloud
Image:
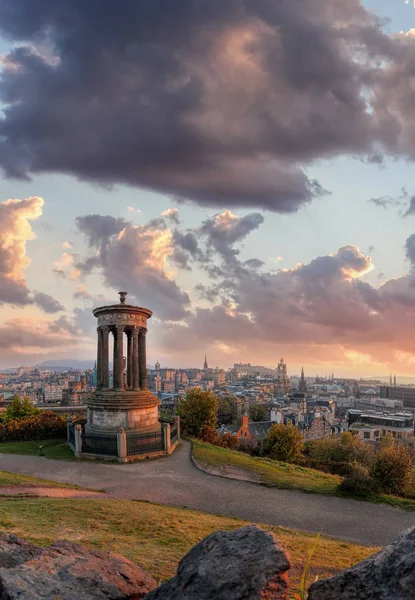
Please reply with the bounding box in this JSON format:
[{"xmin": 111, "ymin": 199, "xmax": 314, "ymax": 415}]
[
  {"xmin": 32, "ymin": 292, "xmax": 65, "ymax": 314},
  {"xmin": 76, "ymin": 215, "xmax": 128, "ymax": 248},
  {"xmin": 0, "ymin": 0, "xmax": 410, "ymax": 212},
  {"xmin": 200, "ymin": 211, "xmax": 264, "ymax": 260},
  {"xmin": 75, "ymin": 213, "xmax": 190, "ymax": 321}
]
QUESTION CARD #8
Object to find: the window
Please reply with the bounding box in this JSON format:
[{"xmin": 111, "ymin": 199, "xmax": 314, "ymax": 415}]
[
  {"xmin": 363, "ymin": 431, "xmax": 370, "ymax": 439},
  {"xmin": 374, "ymin": 430, "xmax": 379, "ymax": 438}
]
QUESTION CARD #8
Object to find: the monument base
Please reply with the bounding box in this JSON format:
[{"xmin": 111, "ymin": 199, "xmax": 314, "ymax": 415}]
[{"xmin": 85, "ymin": 389, "xmax": 160, "ymax": 434}]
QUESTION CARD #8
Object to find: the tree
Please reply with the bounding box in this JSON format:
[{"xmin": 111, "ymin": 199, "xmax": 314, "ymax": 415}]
[
  {"xmin": 371, "ymin": 444, "xmax": 413, "ymax": 496},
  {"xmin": 199, "ymin": 425, "xmax": 221, "ymax": 445},
  {"xmin": 263, "ymin": 423, "xmax": 304, "ymax": 463},
  {"xmin": 221, "ymin": 432, "xmax": 239, "ymax": 450},
  {"xmin": 5, "ymin": 396, "xmax": 39, "ymax": 422},
  {"xmin": 305, "ymin": 432, "xmax": 374, "ymax": 476},
  {"xmin": 178, "ymin": 389, "xmax": 218, "ymax": 438},
  {"xmin": 249, "ymin": 402, "xmax": 268, "ymax": 422}
]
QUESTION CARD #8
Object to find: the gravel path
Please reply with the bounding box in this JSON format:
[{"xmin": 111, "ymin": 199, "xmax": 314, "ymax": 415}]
[{"xmin": 1, "ymin": 441, "xmax": 414, "ymax": 546}]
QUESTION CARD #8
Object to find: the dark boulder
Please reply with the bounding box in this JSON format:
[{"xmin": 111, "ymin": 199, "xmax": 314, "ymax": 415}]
[
  {"xmin": 145, "ymin": 525, "xmax": 291, "ymax": 600},
  {"xmin": 0, "ymin": 539, "xmax": 156, "ymax": 599},
  {"xmin": 0, "ymin": 533, "xmax": 42, "ymax": 569},
  {"xmin": 308, "ymin": 525, "xmax": 415, "ymax": 600}
]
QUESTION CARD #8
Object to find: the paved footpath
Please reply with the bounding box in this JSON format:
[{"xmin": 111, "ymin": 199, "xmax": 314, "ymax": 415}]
[{"xmin": 1, "ymin": 441, "xmax": 414, "ymax": 547}]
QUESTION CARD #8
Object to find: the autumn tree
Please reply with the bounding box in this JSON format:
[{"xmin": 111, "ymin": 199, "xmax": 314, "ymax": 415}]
[
  {"xmin": 249, "ymin": 402, "xmax": 268, "ymax": 422},
  {"xmin": 371, "ymin": 444, "xmax": 413, "ymax": 496},
  {"xmin": 263, "ymin": 423, "xmax": 304, "ymax": 463},
  {"xmin": 178, "ymin": 388, "xmax": 218, "ymax": 438}
]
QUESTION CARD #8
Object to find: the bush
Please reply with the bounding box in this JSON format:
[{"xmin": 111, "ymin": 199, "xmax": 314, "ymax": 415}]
[
  {"xmin": 0, "ymin": 411, "xmax": 67, "ymax": 442},
  {"xmin": 220, "ymin": 432, "xmax": 239, "ymax": 450},
  {"xmin": 371, "ymin": 444, "xmax": 413, "ymax": 496},
  {"xmin": 178, "ymin": 389, "xmax": 218, "ymax": 438},
  {"xmin": 263, "ymin": 423, "xmax": 304, "ymax": 464},
  {"xmin": 339, "ymin": 463, "xmax": 380, "ymax": 497},
  {"xmin": 199, "ymin": 425, "xmax": 221, "ymax": 445},
  {"xmin": 306, "ymin": 432, "xmax": 374, "ymax": 476}
]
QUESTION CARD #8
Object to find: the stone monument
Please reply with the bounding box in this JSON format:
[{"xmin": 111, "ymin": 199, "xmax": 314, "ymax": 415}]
[{"xmin": 85, "ymin": 291, "xmax": 160, "ymax": 435}]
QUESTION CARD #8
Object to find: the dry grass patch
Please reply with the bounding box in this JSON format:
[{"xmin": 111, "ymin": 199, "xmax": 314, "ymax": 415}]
[{"xmin": 0, "ymin": 496, "xmax": 377, "ymax": 594}]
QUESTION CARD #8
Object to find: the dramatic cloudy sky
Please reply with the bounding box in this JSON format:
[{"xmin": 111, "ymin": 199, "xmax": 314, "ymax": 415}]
[{"xmin": 1, "ymin": 0, "xmax": 415, "ymax": 377}]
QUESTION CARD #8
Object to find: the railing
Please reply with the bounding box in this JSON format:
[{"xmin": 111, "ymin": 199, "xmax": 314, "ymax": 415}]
[
  {"xmin": 126, "ymin": 431, "xmax": 164, "ymax": 456},
  {"xmin": 170, "ymin": 423, "xmax": 178, "ymax": 444},
  {"xmin": 81, "ymin": 432, "xmax": 118, "ymax": 456}
]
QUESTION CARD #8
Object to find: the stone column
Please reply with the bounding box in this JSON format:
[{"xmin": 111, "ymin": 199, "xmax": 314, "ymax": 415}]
[
  {"xmin": 164, "ymin": 423, "xmax": 171, "ymax": 455},
  {"xmin": 96, "ymin": 327, "xmax": 102, "ymax": 389},
  {"xmin": 127, "ymin": 332, "xmax": 133, "ymax": 389},
  {"xmin": 114, "ymin": 325, "xmax": 125, "ymax": 391},
  {"xmin": 101, "ymin": 326, "xmax": 110, "ymax": 390},
  {"xmin": 174, "ymin": 415, "xmax": 181, "ymax": 441},
  {"xmin": 139, "ymin": 328, "xmax": 147, "ymax": 390},
  {"xmin": 117, "ymin": 427, "xmax": 127, "ymax": 463},
  {"xmin": 74, "ymin": 424, "xmax": 83, "ymax": 457},
  {"xmin": 132, "ymin": 326, "xmax": 140, "ymax": 391}
]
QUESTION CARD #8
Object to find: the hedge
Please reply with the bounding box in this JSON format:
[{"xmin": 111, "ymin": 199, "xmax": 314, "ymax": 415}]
[{"xmin": 0, "ymin": 411, "xmax": 67, "ymax": 442}]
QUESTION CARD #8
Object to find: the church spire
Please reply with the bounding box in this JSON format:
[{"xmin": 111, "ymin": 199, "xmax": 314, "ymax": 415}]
[
  {"xmin": 204, "ymin": 355, "xmax": 208, "ymax": 370},
  {"xmin": 299, "ymin": 367, "xmax": 307, "ymax": 393}
]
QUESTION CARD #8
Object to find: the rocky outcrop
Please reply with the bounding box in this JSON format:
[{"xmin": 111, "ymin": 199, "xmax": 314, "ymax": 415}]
[
  {"xmin": 308, "ymin": 525, "xmax": 415, "ymax": 600},
  {"xmin": 2, "ymin": 524, "xmax": 415, "ymax": 599},
  {"xmin": 0, "ymin": 538, "xmax": 156, "ymax": 600},
  {"xmin": 144, "ymin": 525, "xmax": 291, "ymax": 600},
  {"xmin": 0, "ymin": 533, "xmax": 42, "ymax": 569}
]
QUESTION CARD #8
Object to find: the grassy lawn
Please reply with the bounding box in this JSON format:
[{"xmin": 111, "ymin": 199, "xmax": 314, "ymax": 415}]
[
  {"xmin": 193, "ymin": 440, "xmax": 341, "ymax": 494},
  {"xmin": 0, "ymin": 496, "xmax": 377, "ymax": 593},
  {"xmin": 0, "ymin": 471, "xmax": 90, "ymax": 490},
  {"xmin": 192, "ymin": 440, "xmax": 415, "ymax": 511},
  {"xmin": 0, "ymin": 439, "xmax": 74, "ymax": 460}
]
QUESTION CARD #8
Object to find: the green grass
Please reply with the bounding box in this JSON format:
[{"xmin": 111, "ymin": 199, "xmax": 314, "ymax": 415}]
[
  {"xmin": 0, "ymin": 496, "xmax": 377, "ymax": 593},
  {"xmin": 192, "ymin": 440, "xmax": 415, "ymax": 511},
  {"xmin": 0, "ymin": 471, "xmax": 89, "ymax": 490},
  {"xmin": 0, "ymin": 439, "xmax": 74, "ymax": 460},
  {"xmin": 193, "ymin": 440, "xmax": 341, "ymax": 494}
]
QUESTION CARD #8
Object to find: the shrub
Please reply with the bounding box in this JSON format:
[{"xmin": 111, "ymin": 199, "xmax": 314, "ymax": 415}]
[
  {"xmin": 5, "ymin": 396, "xmax": 39, "ymax": 422},
  {"xmin": 199, "ymin": 425, "xmax": 221, "ymax": 445},
  {"xmin": 306, "ymin": 432, "xmax": 374, "ymax": 476},
  {"xmin": 339, "ymin": 463, "xmax": 380, "ymax": 497},
  {"xmin": 263, "ymin": 423, "xmax": 304, "ymax": 464},
  {"xmin": 0, "ymin": 411, "xmax": 67, "ymax": 442},
  {"xmin": 220, "ymin": 432, "xmax": 239, "ymax": 450},
  {"xmin": 178, "ymin": 389, "xmax": 218, "ymax": 438},
  {"xmin": 371, "ymin": 444, "xmax": 413, "ymax": 496}
]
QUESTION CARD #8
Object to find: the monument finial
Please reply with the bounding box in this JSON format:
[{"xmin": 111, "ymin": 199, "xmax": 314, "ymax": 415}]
[{"xmin": 119, "ymin": 291, "xmax": 128, "ymax": 304}]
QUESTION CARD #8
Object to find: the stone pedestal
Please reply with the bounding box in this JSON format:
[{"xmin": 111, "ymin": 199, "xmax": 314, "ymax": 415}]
[{"xmin": 85, "ymin": 390, "xmax": 160, "ymax": 434}]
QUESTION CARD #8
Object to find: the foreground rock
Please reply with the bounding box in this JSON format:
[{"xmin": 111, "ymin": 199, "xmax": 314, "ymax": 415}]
[
  {"xmin": 0, "ymin": 540, "xmax": 156, "ymax": 600},
  {"xmin": 144, "ymin": 525, "xmax": 291, "ymax": 600},
  {"xmin": 308, "ymin": 525, "xmax": 415, "ymax": 600},
  {"xmin": 0, "ymin": 533, "xmax": 42, "ymax": 569}
]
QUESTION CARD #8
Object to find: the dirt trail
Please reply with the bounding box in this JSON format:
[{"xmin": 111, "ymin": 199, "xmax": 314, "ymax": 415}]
[{"xmin": 0, "ymin": 486, "xmax": 104, "ymax": 498}]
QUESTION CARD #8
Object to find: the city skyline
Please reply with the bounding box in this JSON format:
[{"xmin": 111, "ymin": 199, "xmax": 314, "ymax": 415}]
[{"xmin": 2, "ymin": 1, "xmax": 415, "ymax": 377}]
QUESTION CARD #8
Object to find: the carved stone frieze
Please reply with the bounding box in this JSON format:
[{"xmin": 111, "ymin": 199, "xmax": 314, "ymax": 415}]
[{"xmin": 97, "ymin": 311, "xmax": 147, "ymax": 328}]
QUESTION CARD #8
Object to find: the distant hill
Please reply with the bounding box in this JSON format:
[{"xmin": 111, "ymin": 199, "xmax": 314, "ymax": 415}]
[{"xmin": 36, "ymin": 359, "xmax": 95, "ymax": 371}]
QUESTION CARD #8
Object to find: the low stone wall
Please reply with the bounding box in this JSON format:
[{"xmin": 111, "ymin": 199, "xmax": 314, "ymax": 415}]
[{"xmin": 1, "ymin": 525, "xmax": 415, "ymax": 598}]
